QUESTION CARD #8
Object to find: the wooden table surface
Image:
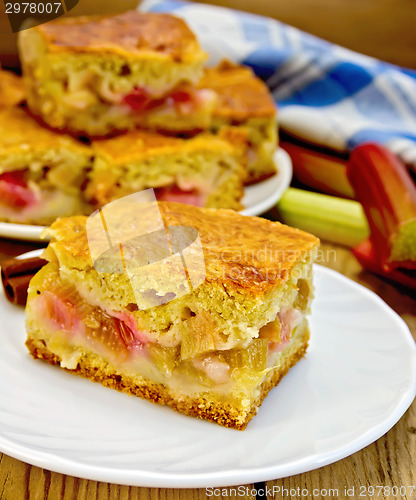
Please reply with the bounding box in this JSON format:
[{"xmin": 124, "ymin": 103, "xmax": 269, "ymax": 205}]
[{"xmin": 0, "ymin": 237, "xmax": 415, "ymax": 500}]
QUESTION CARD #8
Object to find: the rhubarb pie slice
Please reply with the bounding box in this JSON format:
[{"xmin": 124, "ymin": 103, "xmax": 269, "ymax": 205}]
[
  {"xmin": 18, "ymin": 11, "xmax": 216, "ymax": 137},
  {"xmin": 25, "ymin": 202, "xmax": 319, "ymax": 429},
  {"xmin": 199, "ymin": 61, "xmax": 278, "ymax": 184},
  {"xmin": 86, "ymin": 128, "xmax": 246, "ymax": 210},
  {"xmin": 0, "ymin": 107, "xmax": 92, "ymax": 224}
]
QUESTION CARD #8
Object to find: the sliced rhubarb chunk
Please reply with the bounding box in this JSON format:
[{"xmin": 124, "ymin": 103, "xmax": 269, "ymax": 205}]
[
  {"xmin": 148, "ymin": 343, "xmax": 179, "ymax": 376},
  {"xmin": 124, "ymin": 85, "xmax": 197, "ymax": 114},
  {"xmin": 124, "ymin": 87, "xmax": 151, "ymax": 111},
  {"xmin": 180, "ymin": 310, "xmax": 225, "ymax": 360},
  {"xmin": 293, "ymin": 279, "xmax": 312, "ymax": 311},
  {"xmin": 222, "ymin": 339, "xmax": 268, "ymax": 372},
  {"xmin": 0, "ymin": 170, "xmax": 36, "ymax": 208},
  {"xmin": 259, "ymin": 317, "xmax": 281, "ymax": 343},
  {"xmin": 155, "ymin": 185, "xmax": 204, "ymax": 207},
  {"xmin": 42, "ymin": 291, "xmax": 84, "ymax": 335},
  {"xmin": 347, "ymin": 143, "xmax": 416, "ymax": 270},
  {"xmin": 124, "ymin": 87, "xmax": 175, "ymax": 112},
  {"xmin": 170, "ymin": 89, "xmax": 193, "ymax": 104},
  {"xmin": 39, "ymin": 283, "xmax": 145, "ymax": 361}
]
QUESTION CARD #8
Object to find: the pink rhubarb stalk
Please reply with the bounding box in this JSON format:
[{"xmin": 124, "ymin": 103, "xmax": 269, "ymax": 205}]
[
  {"xmin": 347, "ymin": 143, "xmax": 416, "ymax": 271},
  {"xmin": 353, "ymin": 239, "xmax": 416, "ymax": 290}
]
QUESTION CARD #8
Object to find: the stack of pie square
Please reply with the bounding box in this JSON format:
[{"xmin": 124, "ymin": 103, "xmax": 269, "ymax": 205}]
[{"xmin": 0, "ymin": 11, "xmax": 277, "ymax": 225}]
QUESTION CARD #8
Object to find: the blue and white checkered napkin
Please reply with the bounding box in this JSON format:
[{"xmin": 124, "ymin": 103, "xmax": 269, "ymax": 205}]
[{"xmin": 141, "ymin": 0, "xmax": 416, "ymax": 168}]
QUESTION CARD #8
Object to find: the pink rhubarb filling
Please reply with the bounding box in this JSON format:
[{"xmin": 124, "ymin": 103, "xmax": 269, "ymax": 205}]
[
  {"xmin": 37, "ymin": 289, "xmax": 148, "ymax": 362},
  {"xmin": 123, "ymin": 85, "xmax": 209, "ymax": 116},
  {"xmin": 34, "ymin": 284, "xmax": 302, "ymax": 377},
  {"xmin": 269, "ymin": 308, "xmax": 303, "ymax": 353},
  {"xmin": 154, "ymin": 185, "xmax": 205, "ymax": 207},
  {"xmin": 0, "ymin": 171, "xmax": 37, "ymax": 209}
]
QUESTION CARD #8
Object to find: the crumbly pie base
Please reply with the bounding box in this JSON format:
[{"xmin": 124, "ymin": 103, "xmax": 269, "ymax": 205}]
[{"xmin": 26, "ymin": 322, "xmax": 309, "ymax": 430}]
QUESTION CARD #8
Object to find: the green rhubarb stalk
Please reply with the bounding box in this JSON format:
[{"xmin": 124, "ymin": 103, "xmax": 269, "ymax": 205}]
[{"xmin": 275, "ymin": 187, "xmax": 369, "ymax": 247}]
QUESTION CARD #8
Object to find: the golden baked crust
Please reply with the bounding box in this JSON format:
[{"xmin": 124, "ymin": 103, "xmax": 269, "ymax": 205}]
[
  {"xmin": 26, "ymin": 324, "xmax": 309, "ymax": 430},
  {"xmin": 199, "ymin": 62, "xmax": 277, "ymax": 184},
  {"xmin": 18, "ymin": 12, "xmax": 210, "ymax": 136},
  {"xmin": 0, "ymin": 107, "xmax": 93, "ymax": 224},
  {"xmin": 92, "ymin": 129, "xmax": 240, "ymax": 164},
  {"xmin": 34, "ymin": 11, "xmax": 206, "ymax": 64},
  {"xmin": 45, "ymin": 203, "xmax": 319, "ymax": 297},
  {"xmin": 0, "ymin": 69, "xmax": 25, "ymax": 108},
  {"xmin": 0, "ymin": 107, "xmax": 89, "ymax": 157},
  {"xmin": 27, "ymin": 206, "xmax": 316, "ymax": 428},
  {"xmin": 88, "ymin": 128, "xmax": 246, "ymax": 211},
  {"xmin": 200, "ymin": 61, "xmax": 276, "ymax": 121}
]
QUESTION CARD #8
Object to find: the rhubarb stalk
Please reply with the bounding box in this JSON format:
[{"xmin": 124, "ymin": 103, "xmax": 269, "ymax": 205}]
[
  {"xmin": 275, "ymin": 187, "xmax": 369, "ymax": 247},
  {"xmin": 347, "ymin": 143, "xmax": 416, "ymax": 271},
  {"xmin": 353, "ymin": 239, "xmax": 416, "ymax": 290},
  {"xmin": 280, "ymin": 140, "xmax": 354, "ymax": 199}
]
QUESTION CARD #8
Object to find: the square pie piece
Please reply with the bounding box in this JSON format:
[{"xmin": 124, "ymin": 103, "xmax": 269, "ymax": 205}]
[
  {"xmin": 199, "ymin": 61, "xmax": 278, "ymax": 184},
  {"xmin": 18, "ymin": 11, "xmax": 215, "ymax": 136},
  {"xmin": 86, "ymin": 129, "xmax": 246, "ymax": 210},
  {"xmin": 0, "ymin": 107, "xmax": 92, "ymax": 225},
  {"xmin": 26, "ymin": 202, "xmax": 319, "ymax": 429}
]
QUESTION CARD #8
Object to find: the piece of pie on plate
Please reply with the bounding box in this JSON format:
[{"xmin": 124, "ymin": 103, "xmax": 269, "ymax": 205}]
[
  {"xmin": 25, "ymin": 201, "xmax": 319, "ymax": 430},
  {"xmin": 0, "ymin": 107, "xmax": 92, "ymax": 225},
  {"xmin": 86, "ymin": 128, "xmax": 246, "ymax": 211},
  {"xmin": 18, "ymin": 11, "xmax": 216, "ymax": 137},
  {"xmin": 199, "ymin": 61, "xmax": 278, "ymax": 184}
]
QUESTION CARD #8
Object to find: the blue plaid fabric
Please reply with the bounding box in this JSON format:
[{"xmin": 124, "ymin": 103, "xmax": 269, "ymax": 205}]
[{"xmin": 141, "ymin": 0, "xmax": 416, "ymax": 168}]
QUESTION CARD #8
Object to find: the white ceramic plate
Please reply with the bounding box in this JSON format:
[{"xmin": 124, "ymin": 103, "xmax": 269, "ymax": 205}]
[
  {"xmin": 0, "ymin": 149, "xmax": 292, "ymax": 241},
  {"xmin": 240, "ymin": 149, "xmax": 292, "ymax": 217},
  {"xmin": 0, "ymin": 258, "xmax": 415, "ymax": 488}
]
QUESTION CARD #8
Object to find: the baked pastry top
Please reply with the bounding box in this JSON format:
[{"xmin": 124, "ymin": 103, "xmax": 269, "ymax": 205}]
[
  {"xmin": 200, "ymin": 61, "xmax": 276, "ymax": 120},
  {"xmin": 0, "ymin": 107, "xmax": 88, "ymax": 157},
  {"xmin": 92, "ymin": 129, "xmax": 242, "ymax": 164},
  {"xmin": 18, "ymin": 11, "xmax": 211, "ymax": 136},
  {"xmin": 28, "ymin": 204, "xmax": 318, "ymax": 429},
  {"xmin": 87, "ymin": 128, "xmax": 246, "ymax": 211},
  {"xmin": 33, "ymin": 11, "xmax": 207, "ymax": 64},
  {"xmin": 45, "ymin": 202, "xmax": 319, "ymax": 297}
]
